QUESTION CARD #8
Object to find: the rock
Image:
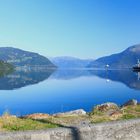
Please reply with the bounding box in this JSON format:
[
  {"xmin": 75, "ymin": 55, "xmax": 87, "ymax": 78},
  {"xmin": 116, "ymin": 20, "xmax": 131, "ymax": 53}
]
[
  {"xmin": 2, "ymin": 115, "xmax": 17, "ymax": 119},
  {"xmin": 93, "ymin": 102, "xmax": 121, "ymax": 116},
  {"xmin": 24, "ymin": 113, "xmax": 50, "ymax": 120},
  {"xmin": 110, "ymin": 110, "xmax": 123, "ymax": 120},
  {"xmin": 53, "ymin": 109, "xmax": 86, "ymax": 116},
  {"xmin": 122, "ymin": 99, "xmax": 138, "ymax": 107},
  {"xmin": 94, "ymin": 102, "xmax": 119, "ymax": 112}
]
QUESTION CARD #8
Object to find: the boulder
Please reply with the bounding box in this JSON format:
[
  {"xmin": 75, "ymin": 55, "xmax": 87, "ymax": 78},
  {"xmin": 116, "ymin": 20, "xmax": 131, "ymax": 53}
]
[
  {"xmin": 2, "ymin": 115, "xmax": 17, "ymax": 119},
  {"xmin": 53, "ymin": 109, "xmax": 86, "ymax": 116},
  {"xmin": 121, "ymin": 99, "xmax": 138, "ymax": 107},
  {"xmin": 94, "ymin": 102, "xmax": 119, "ymax": 112},
  {"xmin": 92, "ymin": 102, "xmax": 121, "ymax": 116},
  {"xmin": 24, "ymin": 113, "xmax": 50, "ymax": 120},
  {"xmin": 110, "ymin": 110, "xmax": 123, "ymax": 120}
]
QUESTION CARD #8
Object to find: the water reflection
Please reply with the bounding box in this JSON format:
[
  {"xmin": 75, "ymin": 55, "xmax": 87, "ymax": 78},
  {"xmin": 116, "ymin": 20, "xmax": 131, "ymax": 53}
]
[
  {"xmin": 50, "ymin": 69, "xmax": 91, "ymax": 80},
  {"xmin": 0, "ymin": 68, "xmax": 140, "ymax": 115},
  {"xmin": 50, "ymin": 69, "xmax": 140, "ymax": 90},
  {"xmin": 0, "ymin": 67, "xmax": 140, "ymax": 90},
  {"xmin": 88, "ymin": 70, "xmax": 140, "ymax": 90},
  {"xmin": 0, "ymin": 67, "xmax": 56, "ymax": 90}
]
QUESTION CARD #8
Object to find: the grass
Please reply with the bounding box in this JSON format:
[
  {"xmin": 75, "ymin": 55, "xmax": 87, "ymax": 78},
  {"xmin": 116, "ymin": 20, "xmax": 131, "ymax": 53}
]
[
  {"xmin": 0, "ymin": 115, "xmax": 58, "ymax": 131},
  {"xmin": 45, "ymin": 115, "xmax": 89, "ymax": 126},
  {"xmin": 121, "ymin": 114, "xmax": 137, "ymax": 120},
  {"xmin": 90, "ymin": 105, "xmax": 140, "ymax": 123},
  {"xmin": 121, "ymin": 105, "xmax": 140, "ymax": 120},
  {"xmin": 90, "ymin": 115, "xmax": 110, "ymax": 123},
  {"xmin": 0, "ymin": 103, "xmax": 140, "ymax": 131},
  {"xmin": 0, "ymin": 114, "xmax": 89, "ymax": 131}
]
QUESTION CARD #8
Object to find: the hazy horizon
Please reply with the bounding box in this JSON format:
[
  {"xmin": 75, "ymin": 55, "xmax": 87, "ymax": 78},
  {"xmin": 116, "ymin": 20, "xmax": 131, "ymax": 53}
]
[{"xmin": 0, "ymin": 0, "xmax": 140, "ymax": 58}]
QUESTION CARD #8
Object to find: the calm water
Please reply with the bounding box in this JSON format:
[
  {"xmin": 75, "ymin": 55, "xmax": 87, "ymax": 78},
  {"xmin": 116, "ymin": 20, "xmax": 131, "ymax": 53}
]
[{"xmin": 0, "ymin": 68, "xmax": 140, "ymax": 115}]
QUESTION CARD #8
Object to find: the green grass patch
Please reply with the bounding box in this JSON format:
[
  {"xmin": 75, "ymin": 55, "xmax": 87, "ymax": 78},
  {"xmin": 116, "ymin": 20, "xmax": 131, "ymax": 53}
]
[
  {"xmin": 0, "ymin": 116, "xmax": 58, "ymax": 131},
  {"xmin": 121, "ymin": 114, "xmax": 137, "ymax": 120},
  {"xmin": 90, "ymin": 105, "xmax": 140, "ymax": 123},
  {"xmin": 91, "ymin": 116, "xmax": 110, "ymax": 123}
]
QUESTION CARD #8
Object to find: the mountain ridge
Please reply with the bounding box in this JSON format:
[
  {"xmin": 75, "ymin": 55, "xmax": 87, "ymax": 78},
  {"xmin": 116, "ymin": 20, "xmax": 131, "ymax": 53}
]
[
  {"xmin": 50, "ymin": 56, "xmax": 94, "ymax": 68},
  {"xmin": 88, "ymin": 44, "xmax": 140, "ymax": 69},
  {"xmin": 0, "ymin": 47, "xmax": 56, "ymax": 68}
]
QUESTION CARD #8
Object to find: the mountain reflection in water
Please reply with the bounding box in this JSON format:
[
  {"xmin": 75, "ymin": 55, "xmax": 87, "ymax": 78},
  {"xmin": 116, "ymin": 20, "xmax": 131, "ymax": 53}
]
[
  {"xmin": 50, "ymin": 69, "xmax": 140, "ymax": 90},
  {"xmin": 0, "ymin": 68, "xmax": 140, "ymax": 90},
  {"xmin": 88, "ymin": 70, "xmax": 140, "ymax": 90},
  {"xmin": 0, "ymin": 67, "xmax": 56, "ymax": 90},
  {"xmin": 0, "ymin": 68, "xmax": 140, "ymax": 115}
]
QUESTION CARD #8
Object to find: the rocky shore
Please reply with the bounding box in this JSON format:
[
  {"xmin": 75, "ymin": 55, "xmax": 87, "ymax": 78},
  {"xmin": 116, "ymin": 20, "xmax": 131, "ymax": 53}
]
[
  {"xmin": 0, "ymin": 99, "xmax": 139, "ymax": 132},
  {"xmin": 23, "ymin": 99, "xmax": 140, "ymax": 127}
]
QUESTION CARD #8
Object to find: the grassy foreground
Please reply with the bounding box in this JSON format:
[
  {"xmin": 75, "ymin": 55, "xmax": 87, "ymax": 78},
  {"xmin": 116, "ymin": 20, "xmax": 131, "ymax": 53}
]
[
  {"xmin": 0, "ymin": 100, "xmax": 140, "ymax": 131},
  {"xmin": 90, "ymin": 104, "xmax": 140, "ymax": 123},
  {"xmin": 0, "ymin": 114, "xmax": 58, "ymax": 131}
]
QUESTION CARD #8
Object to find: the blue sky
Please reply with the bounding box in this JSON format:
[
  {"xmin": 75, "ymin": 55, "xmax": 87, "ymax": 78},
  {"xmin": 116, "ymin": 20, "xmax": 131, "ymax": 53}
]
[{"xmin": 0, "ymin": 0, "xmax": 140, "ymax": 58}]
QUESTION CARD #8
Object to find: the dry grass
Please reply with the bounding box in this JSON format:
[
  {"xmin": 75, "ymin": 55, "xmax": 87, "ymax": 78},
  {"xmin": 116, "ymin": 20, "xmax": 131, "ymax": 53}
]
[
  {"xmin": 90, "ymin": 105, "xmax": 140, "ymax": 123},
  {"xmin": 45, "ymin": 115, "xmax": 89, "ymax": 126},
  {"xmin": 121, "ymin": 105, "xmax": 140, "ymax": 119},
  {"xmin": 0, "ymin": 114, "xmax": 58, "ymax": 131},
  {"xmin": 0, "ymin": 104, "xmax": 140, "ymax": 131}
]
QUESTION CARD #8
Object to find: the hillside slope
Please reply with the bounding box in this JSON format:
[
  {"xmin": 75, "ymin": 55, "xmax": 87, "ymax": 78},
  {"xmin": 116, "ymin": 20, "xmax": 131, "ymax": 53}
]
[
  {"xmin": 0, "ymin": 47, "xmax": 56, "ymax": 67},
  {"xmin": 88, "ymin": 44, "xmax": 140, "ymax": 69},
  {"xmin": 50, "ymin": 56, "xmax": 93, "ymax": 68}
]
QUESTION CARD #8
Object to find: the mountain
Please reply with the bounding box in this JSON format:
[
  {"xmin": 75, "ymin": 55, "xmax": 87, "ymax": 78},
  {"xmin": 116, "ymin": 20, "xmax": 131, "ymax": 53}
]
[
  {"xmin": 88, "ymin": 44, "xmax": 140, "ymax": 69},
  {"xmin": 50, "ymin": 56, "xmax": 93, "ymax": 68},
  {"xmin": 0, "ymin": 47, "xmax": 56, "ymax": 68}
]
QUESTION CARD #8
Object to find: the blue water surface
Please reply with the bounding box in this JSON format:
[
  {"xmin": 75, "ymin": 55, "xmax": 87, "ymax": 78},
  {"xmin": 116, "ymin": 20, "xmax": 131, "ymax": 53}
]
[{"xmin": 0, "ymin": 69, "xmax": 139, "ymax": 115}]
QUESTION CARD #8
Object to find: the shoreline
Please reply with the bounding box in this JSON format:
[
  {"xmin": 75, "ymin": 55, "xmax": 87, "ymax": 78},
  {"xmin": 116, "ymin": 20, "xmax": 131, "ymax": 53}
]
[
  {"xmin": 0, "ymin": 99, "xmax": 139, "ymax": 139},
  {"xmin": 0, "ymin": 99, "xmax": 139, "ymax": 132}
]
